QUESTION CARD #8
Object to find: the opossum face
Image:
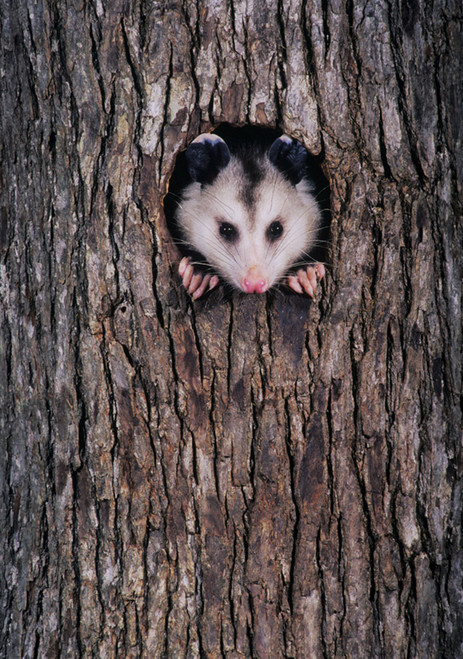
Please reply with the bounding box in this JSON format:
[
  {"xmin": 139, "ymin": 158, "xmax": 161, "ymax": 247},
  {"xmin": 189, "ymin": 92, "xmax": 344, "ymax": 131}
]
[{"xmin": 176, "ymin": 134, "xmax": 321, "ymax": 294}]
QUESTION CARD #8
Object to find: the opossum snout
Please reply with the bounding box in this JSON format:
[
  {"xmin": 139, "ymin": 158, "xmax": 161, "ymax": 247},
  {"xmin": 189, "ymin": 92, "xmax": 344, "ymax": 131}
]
[{"xmin": 241, "ymin": 266, "xmax": 269, "ymax": 294}]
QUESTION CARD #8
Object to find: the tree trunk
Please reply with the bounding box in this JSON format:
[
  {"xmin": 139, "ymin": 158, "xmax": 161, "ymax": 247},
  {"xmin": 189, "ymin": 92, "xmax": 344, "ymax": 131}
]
[{"xmin": 1, "ymin": 1, "xmax": 462, "ymax": 657}]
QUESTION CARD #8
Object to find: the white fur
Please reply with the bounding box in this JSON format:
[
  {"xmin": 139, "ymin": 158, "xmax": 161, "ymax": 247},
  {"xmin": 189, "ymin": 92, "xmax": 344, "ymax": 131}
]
[{"xmin": 176, "ymin": 154, "xmax": 321, "ymax": 292}]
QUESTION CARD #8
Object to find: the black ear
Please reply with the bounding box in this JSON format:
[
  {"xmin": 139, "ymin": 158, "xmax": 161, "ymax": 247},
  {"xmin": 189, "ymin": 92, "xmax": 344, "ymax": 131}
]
[
  {"xmin": 268, "ymin": 135, "xmax": 308, "ymax": 184},
  {"xmin": 185, "ymin": 134, "xmax": 231, "ymax": 184}
]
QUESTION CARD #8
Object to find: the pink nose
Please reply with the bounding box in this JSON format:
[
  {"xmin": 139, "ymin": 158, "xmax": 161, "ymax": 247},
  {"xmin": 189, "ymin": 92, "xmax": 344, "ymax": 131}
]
[{"xmin": 241, "ymin": 269, "xmax": 268, "ymax": 294}]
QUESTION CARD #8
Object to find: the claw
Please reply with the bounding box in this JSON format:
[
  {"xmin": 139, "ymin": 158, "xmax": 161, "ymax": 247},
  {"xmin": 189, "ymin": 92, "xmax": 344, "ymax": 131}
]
[
  {"xmin": 178, "ymin": 257, "xmax": 219, "ymax": 300},
  {"xmin": 287, "ymin": 274, "xmax": 303, "ymax": 294},
  {"xmin": 286, "ymin": 264, "xmax": 325, "ymax": 297},
  {"xmin": 178, "ymin": 256, "xmax": 190, "ymax": 276}
]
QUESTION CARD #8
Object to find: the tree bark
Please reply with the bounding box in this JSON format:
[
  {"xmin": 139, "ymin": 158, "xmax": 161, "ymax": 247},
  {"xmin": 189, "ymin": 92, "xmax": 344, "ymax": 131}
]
[{"xmin": 1, "ymin": 1, "xmax": 462, "ymax": 657}]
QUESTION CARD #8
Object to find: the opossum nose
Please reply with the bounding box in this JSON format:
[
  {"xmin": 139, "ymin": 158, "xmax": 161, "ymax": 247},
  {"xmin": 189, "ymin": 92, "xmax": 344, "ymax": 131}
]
[{"xmin": 241, "ymin": 267, "xmax": 268, "ymax": 294}]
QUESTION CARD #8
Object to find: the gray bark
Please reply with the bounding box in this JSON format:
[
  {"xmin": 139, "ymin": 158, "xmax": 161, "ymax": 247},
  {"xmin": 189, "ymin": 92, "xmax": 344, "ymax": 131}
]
[{"xmin": 1, "ymin": 0, "xmax": 462, "ymax": 657}]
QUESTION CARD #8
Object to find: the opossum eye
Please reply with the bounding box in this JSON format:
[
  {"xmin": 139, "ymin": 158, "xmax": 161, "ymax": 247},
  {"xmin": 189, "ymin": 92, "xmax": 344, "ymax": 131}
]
[
  {"xmin": 267, "ymin": 220, "xmax": 284, "ymax": 241},
  {"xmin": 219, "ymin": 221, "xmax": 238, "ymax": 242}
]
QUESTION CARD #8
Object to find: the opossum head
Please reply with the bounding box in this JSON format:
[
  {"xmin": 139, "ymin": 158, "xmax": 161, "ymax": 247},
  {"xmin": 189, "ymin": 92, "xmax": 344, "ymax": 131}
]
[{"xmin": 175, "ymin": 133, "xmax": 322, "ymax": 294}]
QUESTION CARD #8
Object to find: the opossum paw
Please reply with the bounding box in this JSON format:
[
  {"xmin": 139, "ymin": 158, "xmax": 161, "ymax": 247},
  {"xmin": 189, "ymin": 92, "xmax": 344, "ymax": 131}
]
[
  {"xmin": 287, "ymin": 263, "xmax": 325, "ymax": 297},
  {"xmin": 178, "ymin": 257, "xmax": 219, "ymax": 300}
]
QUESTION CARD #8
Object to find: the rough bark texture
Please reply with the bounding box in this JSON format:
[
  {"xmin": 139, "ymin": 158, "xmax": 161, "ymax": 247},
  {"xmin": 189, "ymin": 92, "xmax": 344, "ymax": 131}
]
[{"xmin": 1, "ymin": 1, "xmax": 462, "ymax": 657}]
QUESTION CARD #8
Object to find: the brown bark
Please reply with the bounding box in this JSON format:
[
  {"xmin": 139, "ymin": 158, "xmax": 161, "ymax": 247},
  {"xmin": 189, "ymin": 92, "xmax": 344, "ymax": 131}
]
[{"xmin": 1, "ymin": 1, "xmax": 462, "ymax": 657}]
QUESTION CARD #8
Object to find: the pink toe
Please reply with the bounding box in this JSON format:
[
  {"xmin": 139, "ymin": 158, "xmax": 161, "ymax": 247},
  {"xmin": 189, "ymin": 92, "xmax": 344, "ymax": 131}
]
[
  {"xmin": 188, "ymin": 273, "xmax": 203, "ymax": 295},
  {"xmin": 287, "ymin": 275, "xmax": 303, "ymax": 294},
  {"xmin": 179, "ymin": 256, "xmax": 190, "ymax": 276},
  {"xmin": 315, "ymin": 263, "xmax": 325, "ymax": 280},
  {"xmin": 192, "ymin": 275, "xmax": 210, "ymax": 299}
]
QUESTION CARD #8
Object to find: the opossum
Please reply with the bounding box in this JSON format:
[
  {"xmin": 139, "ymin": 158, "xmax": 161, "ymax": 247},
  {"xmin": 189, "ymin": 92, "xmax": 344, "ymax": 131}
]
[{"xmin": 175, "ymin": 132, "xmax": 325, "ymax": 300}]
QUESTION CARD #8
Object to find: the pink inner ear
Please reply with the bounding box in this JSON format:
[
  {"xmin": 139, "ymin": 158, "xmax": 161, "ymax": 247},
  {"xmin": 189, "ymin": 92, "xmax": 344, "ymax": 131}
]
[{"xmin": 192, "ymin": 133, "xmax": 227, "ymax": 146}]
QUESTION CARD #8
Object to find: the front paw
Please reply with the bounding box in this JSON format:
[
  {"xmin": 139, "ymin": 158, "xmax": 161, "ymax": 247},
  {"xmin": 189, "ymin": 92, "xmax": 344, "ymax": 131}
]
[
  {"xmin": 178, "ymin": 257, "xmax": 219, "ymax": 300},
  {"xmin": 286, "ymin": 263, "xmax": 325, "ymax": 297}
]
